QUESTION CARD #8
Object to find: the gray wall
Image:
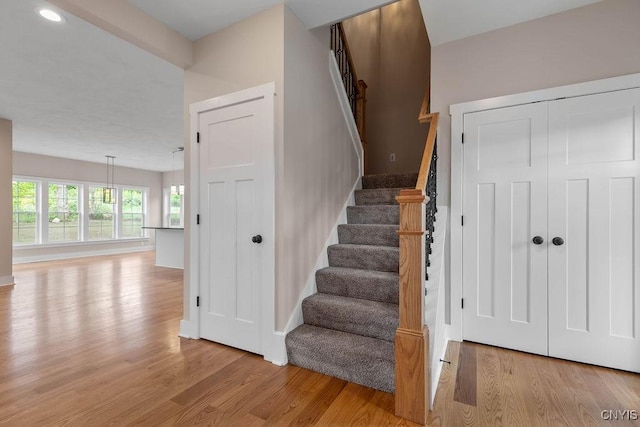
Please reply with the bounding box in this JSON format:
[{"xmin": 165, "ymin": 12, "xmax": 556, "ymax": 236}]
[
  {"xmin": 343, "ymin": 0, "xmax": 431, "ymax": 175},
  {"xmin": 0, "ymin": 119, "xmax": 12, "ymax": 284},
  {"xmin": 184, "ymin": 5, "xmax": 359, "ymax": 331},
  {"xmin": 432, "ymin": 0, "xmax": 640, "ymax": 205}
]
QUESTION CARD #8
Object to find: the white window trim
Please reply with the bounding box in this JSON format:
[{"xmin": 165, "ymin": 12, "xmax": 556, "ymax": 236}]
[{"xmin": 12, "ymin": 175, "xmax": 150, "ymax": 247}]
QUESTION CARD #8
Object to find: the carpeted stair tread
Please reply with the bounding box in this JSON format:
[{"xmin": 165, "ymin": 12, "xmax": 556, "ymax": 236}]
[
  {"xmin": 286, "ymin": 324, "xmax": 395, "ymax": 393},
  {"xmin": 347, "ymin": 205, "xmax": 399, "ymax": 225},
  {"xmin": 362, "ymin": 172, "xmax": 418, "ymax": 190},
  {"xmin": 354, "ymin": 188, "xmax": 404, "ymax": 206},
  {"xmin": 316, "ymin": 267, "xmax": 399, "ymax": 304},
  {"xmin": 328, "ymin": 244, "xmax": 399, "ymax": 272},
  {"xmin": 302, "ymin": 293, "xmax": 398, "ymax": 342},
  {"xmin": 338, "ymin": 224, "xmax": 399, "ymax": 247}
]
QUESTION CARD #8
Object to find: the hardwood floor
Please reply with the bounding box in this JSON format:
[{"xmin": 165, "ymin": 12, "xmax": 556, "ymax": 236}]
[
  {"xmin": 2, "ymin": 252, "xmax": 638, "ymax": 426},
  {"xmin": 2, "ymin": 252, "xmax": 413, "ymax": 426},
  {"xmin": 428, "ymin": 341, "xmax": 640, "ymax": 427}
]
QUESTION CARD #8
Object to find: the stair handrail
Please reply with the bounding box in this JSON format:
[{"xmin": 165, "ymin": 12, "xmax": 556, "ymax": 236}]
[
  {"xmin": 330, "ymin": 23, "xmax": 368, "ymax": 170},
  {"xmin": 395, "ymin": 85, "xmax": 438, "ymax": 424}
]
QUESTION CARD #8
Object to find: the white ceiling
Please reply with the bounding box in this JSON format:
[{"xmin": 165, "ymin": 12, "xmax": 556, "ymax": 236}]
[
  {"xmin": 1, "ymin": 0, "xmax": 604, "ymax": 173},
  {"xmin": 420, "ymin": 0, "xmax": 604, "ymax": 46},
  {"xmin": 129, "ymin": 0, "xmax": 398, "ymax": 41},
  {"xmin": 0, "ymin": 0, "xmax": 184, "ymax": 172}
]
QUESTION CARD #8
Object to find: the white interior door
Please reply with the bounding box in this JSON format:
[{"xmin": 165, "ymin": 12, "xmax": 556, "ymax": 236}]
[
  {"xmin": 548, "ymin": 88, "xmax": 640, "ymax": 372},
  {"xmin": 462, "ymin": 102, "xmax": 549, "ymax": 356},
  {"xmin": 198, "ymin": 92, "xmax": 274, "ymax": 355}
]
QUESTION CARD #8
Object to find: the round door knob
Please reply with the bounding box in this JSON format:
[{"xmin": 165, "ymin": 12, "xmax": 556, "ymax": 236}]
[
  {"xmin": 252, "ymin": 235, "xmax": 263, "ymax": 244},
  {"xmin": 532, "ymin": 236, "xmax": 544, "ymax": 245},
  {"xmin": 552, "ymin": 237, "xmax": 564, "ymax": 246}
]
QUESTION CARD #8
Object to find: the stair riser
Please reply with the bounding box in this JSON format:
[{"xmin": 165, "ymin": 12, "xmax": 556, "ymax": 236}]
[
  {"xmin": 286, "ymin": 325, "xmax": 395, "ymax": 393},
  {"xmin": 302, "ymin": 297, "xmax": 398, "ymax": 342},
  {"xmin": 346, "ymin": 206, "xmax": 399, "ymax": 225},
  {"xmin": 337, "ymin": 224, "xmax": 399, "ymax": 247},
  {"xmin": 354, "ymin": 189, "xmax": 401, "ymax": 206},
  {"xmin": 362, "ymin": 173, "xmax": 418, "ymax": 190},
  {"xmin": 316, "ymin": 268, "xmax": 399, "ymax": 304},
  {"xmin": 328, "ymin": 245, "xmax": 399, "ymax": 272}
]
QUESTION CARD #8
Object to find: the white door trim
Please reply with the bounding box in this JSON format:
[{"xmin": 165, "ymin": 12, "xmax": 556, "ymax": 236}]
[
  {"xmin": 186, "ymin": 82, "xmax": 281, "ymax": 364},
  {"xmin": 449, "ymin": 72, "xmax": 640, "ymax": 341}
]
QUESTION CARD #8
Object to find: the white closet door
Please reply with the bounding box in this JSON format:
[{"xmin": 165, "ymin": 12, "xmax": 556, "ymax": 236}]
[
  {"xmin": 462, "ymin": 102, "xmax": 549, "ymax": 355},
  {"xmin": 548, "ymin": 88, "xmax": 640, "ymax": 373}
]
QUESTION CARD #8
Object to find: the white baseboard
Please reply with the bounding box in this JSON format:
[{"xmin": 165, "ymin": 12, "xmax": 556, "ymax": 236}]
[
  {"xmin": 178, "ymin": 319, "xmax": 198, "ymax": 339},
  {"xmin": 425, "ymin": 206, "xmax": 449, "ymax": 406},
  {"xmin": 279, "ymin": 179, "xmax": 360, "ymax": 365},
  {"xmin": 266, "ymin": 331, "xmax": 287, "ymax": 366},
  {"xmin": 13, "ymin": 245, "xmax": 155, "ymax": 264},
  {"xmin": 0, "ymin": 276, "xmax": 15, "ymax": 287}
]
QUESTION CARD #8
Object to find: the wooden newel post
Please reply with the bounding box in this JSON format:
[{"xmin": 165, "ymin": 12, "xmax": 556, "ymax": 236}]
[{"xmin": 395, "ymin": 188, "xmax": 430, "ymax": 424}]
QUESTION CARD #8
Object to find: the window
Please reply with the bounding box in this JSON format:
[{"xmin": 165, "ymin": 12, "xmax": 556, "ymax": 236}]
[
  {"xmin": 48, "ymin": 183, "xmax": 79, "ymax": 242},
  {"xmin": 12, "ymin": 177, "xmax": 148, "ymax": 246},
  {"xmin": 163, "ymin": 189, "xmax": 184, "ymax": 228},
  {"xmin": 121, "ymin": 189, "xmax": 144, "ymax": 237},
  {"xmin": 12, "ymin": 180, "xmax": 39, "ymax": 244},
  {"xmin": 88, "ymin": 186, "xmax": 115, "ymax": 240},
  {"xmin": 169, "ymin": 193, "xmax": 183, "ymax": 227}
]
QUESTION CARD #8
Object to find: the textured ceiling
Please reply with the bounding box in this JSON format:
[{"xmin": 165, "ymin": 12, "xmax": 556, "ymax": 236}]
[
  {"xmin": 0, "ymin": 0, "xmax": 184, "ymax": 172},
  {"xmin": 420, "ymin": 0, "xmax": 604, "ymax": 46},
  {"xmin": 1, "ymin": 0, "xmax": 604, "ymax": 173}
]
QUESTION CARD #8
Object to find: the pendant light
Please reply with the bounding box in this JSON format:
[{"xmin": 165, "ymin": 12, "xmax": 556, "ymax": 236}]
[
  {"xmin": 171, "ymin": 147, "xmax": 184, "ymax": 196},
  {"xmin": 103, "ymin": 155, "xmax": 116, "ymax": 203}
]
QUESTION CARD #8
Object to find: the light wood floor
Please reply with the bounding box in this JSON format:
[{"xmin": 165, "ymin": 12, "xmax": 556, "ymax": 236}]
[{"xmin": 2, "ymin": 252, "xmax": 638, "ymax": 426}]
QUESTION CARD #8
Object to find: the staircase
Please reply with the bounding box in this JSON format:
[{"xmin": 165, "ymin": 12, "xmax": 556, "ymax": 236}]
[{"xmin": 285, "ymin": 172, "xmax": 418, "ymax": 393}]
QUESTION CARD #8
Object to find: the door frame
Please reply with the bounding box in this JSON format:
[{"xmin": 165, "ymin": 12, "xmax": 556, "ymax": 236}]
[
  {"xmin": 185, "ymin": 82, "xmax": 279, "ymax": 363},
  {"xmin": 449, "ymin": 72, "xmax": 640, "ymax": 342}
]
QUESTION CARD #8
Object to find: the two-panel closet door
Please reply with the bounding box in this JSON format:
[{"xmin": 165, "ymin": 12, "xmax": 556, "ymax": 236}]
[{"xmin": 463, "ymin": 88, "xmax": 640, "ymax": 372}]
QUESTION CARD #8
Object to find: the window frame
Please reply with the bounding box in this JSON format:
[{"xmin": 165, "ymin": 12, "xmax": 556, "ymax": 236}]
[
  {"xmin": 162, "ymin": 188, "xmax": 184, "ymax": 228},
  {"xmin": 12, "ymin": 175, "xmax": 149, "ymax": 248},
  {"xmin": 12, "ymin": 178, "xmax": 41, "ymax": 246},
  {"xmin": 46, "ymin": 181, "xmax": 82, "ymax": 244}
]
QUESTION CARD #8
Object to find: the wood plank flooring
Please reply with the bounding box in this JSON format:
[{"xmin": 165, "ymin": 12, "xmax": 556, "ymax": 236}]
[
  {"xmin": 2, "ymin": 252, "xmax": 638, "ymax": 426},
  {"xmin": 2, "ymin": 252, "xmax": 413, "ymax": 426},
  {"xmin": 428, "ymin": 341, "xmax": 640, "ymax": 426}
]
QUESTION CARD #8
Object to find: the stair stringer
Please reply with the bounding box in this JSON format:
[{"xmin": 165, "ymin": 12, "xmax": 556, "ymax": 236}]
[
  {"xmin": 280, "ymin": 178, "xmax": 361, "ymax": 364},
  {"xmin": 426, "ymin": 206, "xmax": 449, "ymax": 405}
]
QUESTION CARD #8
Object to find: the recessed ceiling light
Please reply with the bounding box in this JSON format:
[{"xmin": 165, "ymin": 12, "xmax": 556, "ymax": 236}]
[{"xmin": 38, "ymin": 8, "xmax": 65, "ymax": 23}]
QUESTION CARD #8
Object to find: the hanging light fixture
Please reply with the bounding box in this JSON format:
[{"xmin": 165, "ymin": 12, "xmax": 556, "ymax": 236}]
[
  {"xmin": 171, "ymin": 147, "xmax": 184, "ymax": 196},
  {"xmin": 103, "ymin": 155, "xmax": 116, "ymax": 203}
]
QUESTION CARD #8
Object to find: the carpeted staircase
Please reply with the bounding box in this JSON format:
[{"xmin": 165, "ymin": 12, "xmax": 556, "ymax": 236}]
[{"xmin": 285, "ymin": 172, "xmax": 418, "ymax": 394}]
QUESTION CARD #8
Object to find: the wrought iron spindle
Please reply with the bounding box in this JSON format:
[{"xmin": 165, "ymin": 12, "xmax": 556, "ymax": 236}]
[
  {"xmin": 330, "ymin": 23, "xmax": 358, "ymax": 121},
  {"xmin": 425, "ymin": 139, "xmax": 437, "ymax": 280}
]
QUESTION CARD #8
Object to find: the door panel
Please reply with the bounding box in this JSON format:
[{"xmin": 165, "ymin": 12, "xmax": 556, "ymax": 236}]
[
  {"xmin": 199, "ymin": 98, "xmax": 269, "ymax": 355},
  {"xmin": 548, "ymin": 88, "xmax": 640, "ymax": 372},
  {"xmin": 463, "ymin": 102, "xmax": 549, "ymax": 355}
]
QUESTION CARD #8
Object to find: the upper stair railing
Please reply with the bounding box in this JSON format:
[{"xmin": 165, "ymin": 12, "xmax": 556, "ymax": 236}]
[
  {"xmin": 330, "ymin": 23, "xmax": 368, "ymax": 169},
  {"xmin": 395, "ymin": 85, "xmax": 438, "ymax": 425}
]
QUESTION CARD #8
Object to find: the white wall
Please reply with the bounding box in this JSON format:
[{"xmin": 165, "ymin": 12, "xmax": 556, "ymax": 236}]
[
  {"xmin": 48, "ymin": 0, "xmax": 193, "ymax": 68},
  {"xmin": 281, "ymin": 7, "xmax": 360, "ymax": 329},
  {"xmin": 432, "ymin": 0, "xmax": 640, "ymax": 206},
  {"xmin": 12, "ymin": 152, "xmax": 163, "ymax": 260},
  {"xmin": 0, "ymin": 119, "xmax": 13, "ymax": 285},
  {"xmin": 162, "ymin": 169, "xmax": 184, "ymax": 189}
]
